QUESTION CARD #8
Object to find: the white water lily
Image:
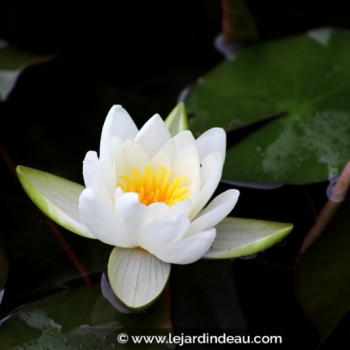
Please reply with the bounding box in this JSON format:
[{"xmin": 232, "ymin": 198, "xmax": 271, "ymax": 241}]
[
  {"xmin": 82, "ymin": 105, "xmax": 239, "ymax": 309},
  {"xmin": 16, "ymin": 103, "xmax": 293, "ymax": 310},
  {"xmin": 80, "ymin": 105, "xmax": 239, "ymax": 264}
]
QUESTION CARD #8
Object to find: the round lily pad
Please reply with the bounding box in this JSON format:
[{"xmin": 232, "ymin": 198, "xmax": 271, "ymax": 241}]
[{"xmin": 186, "ymin": 28, "xmax": 350, "ymax": 184}]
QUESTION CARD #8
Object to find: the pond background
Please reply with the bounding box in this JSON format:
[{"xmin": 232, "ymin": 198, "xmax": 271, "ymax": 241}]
[{"xmin": 1, "ymin": 1, "xmax": 350, "ymax": 349}]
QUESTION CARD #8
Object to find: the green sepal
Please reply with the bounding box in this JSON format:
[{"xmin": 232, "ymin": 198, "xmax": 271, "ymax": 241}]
[
  {"xmin": 108, "ymin": 247, "xmax": 171, "ymax": 310},
  {"xmin": 204, "ymin": 217, "xmax": 293, "ymax": 259},
  {"xmin": 165, "ymin": 102, "xmax": 189, "ymax": 136},
  {"xmin": 16, "ymin": 165, "xmax": 93, "ymax": 238}
]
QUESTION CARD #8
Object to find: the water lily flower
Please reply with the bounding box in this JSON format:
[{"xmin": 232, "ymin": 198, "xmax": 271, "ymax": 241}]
[
  {"xmin": 83, "ymin": 105, "xmax": 239, "ymax": 308},
  {"xmin": 16, "ymin": 103, "xmax": 293, "ymax": 310},
  {"xmin": 80, "ymin": 105, "xmax": 239, "ymax": 263}
]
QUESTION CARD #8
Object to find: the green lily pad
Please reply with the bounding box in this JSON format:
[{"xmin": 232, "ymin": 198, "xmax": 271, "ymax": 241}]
[
  {"xmin": 295, "ymin": 196, "xmax": 350, "ymax": 344},
  {"xmin": 0, "ymin": 39, "xmax": 53, "ymax": 100},
  {"xmin": 0, "ymin": 284, "xmax": 171, "ymax": 349},
  {"xmin": 204, "ymin": 217, "xmax": 293, "ymax": 259},
  {"xmin": 186, "ymin": 28, "xmax": 350, "ymax": 184}
]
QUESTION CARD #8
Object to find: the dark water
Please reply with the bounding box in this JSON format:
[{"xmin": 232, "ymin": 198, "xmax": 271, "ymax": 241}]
[{"xmin": 1, "ymin": 1, "xmax": 350, "ymax": 349}]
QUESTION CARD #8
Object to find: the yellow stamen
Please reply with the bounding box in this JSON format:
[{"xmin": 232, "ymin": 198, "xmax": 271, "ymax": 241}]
[{"xmin": 117, "ymin": 165, "xmax": 190, "ymax": 206}]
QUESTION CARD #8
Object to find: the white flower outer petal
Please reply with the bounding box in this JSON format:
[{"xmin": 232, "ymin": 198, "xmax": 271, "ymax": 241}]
[
  {"xmin": 151, "ymin": 199, "xmax": 191, "ymax": 219},
  {"xmin": 155, "ymin": 130, "xmax": 200, "ymax": 196},
  {"xmin": 83, "ymin": 151, "xmax": 113, "ymax": 210},
  {"xmin": 79, "ymin": 188, "xmax": 133, "ymax": 247},
  {"xmin": 172, "ymin": 152, "xmax": 200, "ymax": 193},
  {"xmin": 100, "ymin": 135, "xmax": 124, "ymax": 191},
  {"xmin": 115, "ymin": 192, "xmax": 154, "ymax": 245},
  {"xmin": 83, "ymin": 151, "xmax": 99, "ymax": 188},
  {"xmin": 195, "ymin": 127, "xmax": 226, "ymax": 161},
  {"xmin": 99, "ymin": 106, "xmax": 138, "ymax": 188},
  {"xmin": 100, "ymin": 105, "xmax": 138, "ymax": 146},
  {"xmin": 190, "ymin": 152, "xmax": 224, "ymax": 219},
  {"xmin": 155, "ymin": 229, "xmax": 216, "ymax": 264},
  {"xmin": 188, "ymin": 189, "xmax": 240, "ymax": 235},
  {"xmin": 135, "ymin": 114, "xmax": 171, "ymax": 157},
  {"xmin": 157, "ymin": 130, "xmax": 198, "ymax": 167},
  {"xmin": 146, "ymin": 199, "xmax": 192, "ymax": 221},
  {"xmin": 138, "ymin": 215, "xmax": 191, "ymax": 256}
]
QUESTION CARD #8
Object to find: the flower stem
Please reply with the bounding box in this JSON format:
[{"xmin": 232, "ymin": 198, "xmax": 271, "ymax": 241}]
[
  {"xmin": 0, "ymin": 142, "xmax": 92, "ymax": 285},
  {"xmin": 221, "ymin": 0, "xmax": 259, "ymax": 45},
  {"xmin": 298, "ymin": 160, "xmax": 350, "ymax": 257}
]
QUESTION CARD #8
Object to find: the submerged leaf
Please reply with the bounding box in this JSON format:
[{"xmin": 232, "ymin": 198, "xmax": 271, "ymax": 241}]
[
  {"xmin": 108, "ymin": 247, "xmax": 171, "ymax": 310},
  {"xmin": 0, "ymin": 39, "xmax": 53, "ymax": 100},
  {"xmin": 186, "ymin": 28, "xmax": 350, "ymax": 184},
  {"xmin": 295, "ymin": 196, "xmax": 350, "ymax": 344},
  {"xmin": 0, "ymin": 284, "xmax": 171, "ymax": 349},
  {"xmin": 204, "ymin": 217, "xmax": 293, "ymax": 259},
  {"xmin": 16, "ymin": 166, "xmax": 93, "ymax": 238}
]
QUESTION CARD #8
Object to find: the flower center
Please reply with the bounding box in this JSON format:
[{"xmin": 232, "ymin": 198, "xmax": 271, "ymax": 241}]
[{"xmin": 118, "ymin": 165, "xmax": 190, "ymax": 206}]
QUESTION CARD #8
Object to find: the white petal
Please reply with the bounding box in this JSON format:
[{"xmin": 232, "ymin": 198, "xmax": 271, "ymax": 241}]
[
  {"xmin": 150, "ymin": 151, "xmax": 171, "ymax": 170},
  {"xmin": 114, "ymin": 186, "xmax": 124, "ymax": 201},
  {"xmin": 101, "ymin": 105, "xmax": 138, "ymax": 142},
  {"xmin": 82, "ymin": 151, "xmax": 113, "ymax": 210},
  {"xmin": 138, "ymin": 215, "xmax": 190, "ymax": 255},
  {"xmin": 83, "ymin": 151, "xmax": 99, "ymax": 188},
  {"xmin": 188, "ymin": 189, "xmax": 240, "ymax": 235},
  {"xmin": 172, "ymin": 157, "xmax": 200, "ymax": 196},
  {"xmin": 79, "ymin": 188, "xmax": 133, "ymax": 247},
  {"xmin": 115, "ymin": 192, "xmax": 154, "ymax": 245},
  {"xmin": 195, "ymin": 127, "xmax": 226, "ymax": 161},
  {"xmin": 157, "ymin": 130, "xmax": 198, "ymax": 167},
  {"xmin": 108, "ymin": 247, "xmax": 170, "ymax": 310},
  {"xmin": 100, "ymin": 135, "xmax": 124, "ymax": 190},
  {"xmin": 146, "ymin": 202, "xmax": 168, "ymax": 218},
  {"xmin": 116, "ymin": 140, "xmax": 150, "ymax": 178},
  {"xmin": 100, "ymin": 105, "xmax": 138, "ymax": 159},
  {"xmin": 190, "ymin": 152, "xmax": 224, "ymax": 219},
  {"xmin": 148, "ymin": 199, "xmax": 191, "ymax": 220},
  {"xmin": 156, "ymin": 130, "xmax": 200, "ymax": 193},
  {"xmin": 100, "ymin": 105, "xmax": 138, "ymax": 186},
  {"xmin": 159, "ymin": 199, "xmax": 192, "ymax": 218},
  {"xmin": 156, "ymin": 229, "xmax": 216, "ymax": 264},
  {"xmin": 135, "ymin": 114, "xmax": 171, "ymax": 157}
]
